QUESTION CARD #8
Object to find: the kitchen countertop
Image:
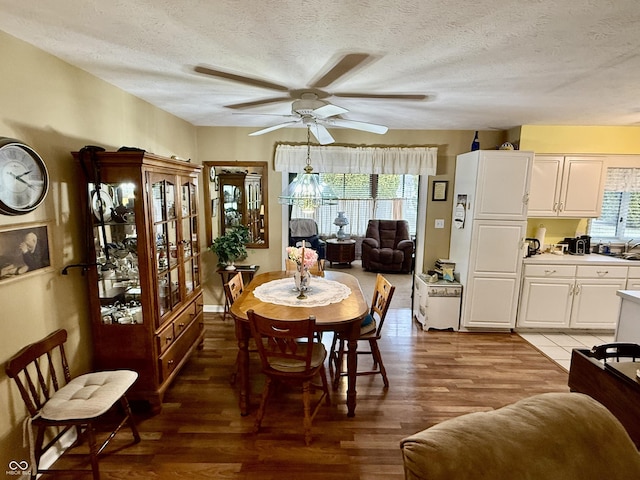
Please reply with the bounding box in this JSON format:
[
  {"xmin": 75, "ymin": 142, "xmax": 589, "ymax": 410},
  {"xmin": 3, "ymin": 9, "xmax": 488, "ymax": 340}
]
[
  {"xmin": 617, "ymin": 290, "xmax": 640, "ymax": 303},
  {"xmin": 524, "ymin": 253, "xmax": 639, "ymax": 265}
]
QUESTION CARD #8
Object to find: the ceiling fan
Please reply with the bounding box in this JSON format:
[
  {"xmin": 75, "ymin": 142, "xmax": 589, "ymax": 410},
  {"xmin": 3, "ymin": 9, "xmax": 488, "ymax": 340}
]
[{"xmin": 194, "ymin": 53, "xmax": 427, "ymax": 144}]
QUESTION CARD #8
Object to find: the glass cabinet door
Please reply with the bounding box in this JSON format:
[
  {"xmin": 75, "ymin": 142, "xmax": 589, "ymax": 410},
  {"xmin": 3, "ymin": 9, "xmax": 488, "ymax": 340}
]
[
  {"xmin": 151, "ymin": 176, "xmax": 181, "ymax": 320},
  {"xmin": 88, "ymin": 181, "xmax": 143, "ymax": 325},
  {"xmin": 181, "ymin": 179, "xmax": 200, "ymax": 295}
]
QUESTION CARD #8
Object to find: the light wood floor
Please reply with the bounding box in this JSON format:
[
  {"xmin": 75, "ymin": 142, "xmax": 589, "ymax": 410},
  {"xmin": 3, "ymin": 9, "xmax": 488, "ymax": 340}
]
[{"xmin": 55, "ymin": 310, "xmax": 570, "ymax": 479}]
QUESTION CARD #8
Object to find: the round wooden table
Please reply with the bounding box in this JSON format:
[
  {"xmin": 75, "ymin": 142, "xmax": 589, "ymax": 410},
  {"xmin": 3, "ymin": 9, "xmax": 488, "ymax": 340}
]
[{"xmin": 230, "ymin": 270, "xmax": 369, "ymax": 417}]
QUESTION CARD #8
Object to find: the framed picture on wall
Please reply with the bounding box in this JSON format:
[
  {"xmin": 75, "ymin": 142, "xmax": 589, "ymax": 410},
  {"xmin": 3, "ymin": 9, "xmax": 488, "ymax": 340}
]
[
  {"xmin": 432, "ymin": 180, "xmax": 448, "ymax": 201},
  {"xmin": 0, "ymin": 223, "xmax": 51, "ymax": 281}
]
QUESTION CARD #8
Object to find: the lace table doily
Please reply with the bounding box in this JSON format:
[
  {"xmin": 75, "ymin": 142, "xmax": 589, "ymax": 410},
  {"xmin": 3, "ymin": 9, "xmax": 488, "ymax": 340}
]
[{"xmin": 253, "ymin": 276, "xmax": 351, "ymax": 307}]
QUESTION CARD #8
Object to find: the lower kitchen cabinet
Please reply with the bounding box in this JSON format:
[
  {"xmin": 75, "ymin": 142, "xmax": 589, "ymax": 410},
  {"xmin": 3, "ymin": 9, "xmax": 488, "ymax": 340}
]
[{"xmin": 518, "ymin": 264, "xmax": 626, "ymax": 330}]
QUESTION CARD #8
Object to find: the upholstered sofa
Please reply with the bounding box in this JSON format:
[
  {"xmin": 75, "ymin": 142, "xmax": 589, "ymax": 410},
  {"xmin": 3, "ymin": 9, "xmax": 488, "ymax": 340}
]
[
  {"xmin": 361, "ymin": 219, "xmax": 413, "ymax": 273},
  {"xmin": 400, "ymin": 392, "xmax": 640, "ymax": 480}
]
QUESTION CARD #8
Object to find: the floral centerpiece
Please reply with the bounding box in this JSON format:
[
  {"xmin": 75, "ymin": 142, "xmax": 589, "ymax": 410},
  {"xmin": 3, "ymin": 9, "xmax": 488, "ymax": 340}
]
[
  {"xmin": 286, "ymin": 245, "xmax": 318, "ymax": 299},
  {"xmin": 286, "ymin": 245, "xmax": 318, "ymax": 269}
]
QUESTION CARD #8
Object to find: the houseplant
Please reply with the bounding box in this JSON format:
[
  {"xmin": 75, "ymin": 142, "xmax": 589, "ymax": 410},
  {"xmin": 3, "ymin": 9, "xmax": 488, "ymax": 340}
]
[{"xmin": 210, "ymin": 225, "xmax": 250, "ymax": 270}]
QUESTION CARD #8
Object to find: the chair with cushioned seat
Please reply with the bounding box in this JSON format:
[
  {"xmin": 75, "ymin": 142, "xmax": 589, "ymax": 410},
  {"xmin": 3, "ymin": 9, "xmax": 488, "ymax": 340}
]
[
  {"xmin": 5, "ymin": 329, "xmax": 140, "ymax": 480},
  {"xmin": 361, "ymin": 219, "xmax": 414, "ymax": 273},
  {"xmin": 247, "ymin": 309, "xmax": 330, "ymax": 445},
  {"xmin": 329, "ymin": 273, "xmax": 395, "ymax": 389}
]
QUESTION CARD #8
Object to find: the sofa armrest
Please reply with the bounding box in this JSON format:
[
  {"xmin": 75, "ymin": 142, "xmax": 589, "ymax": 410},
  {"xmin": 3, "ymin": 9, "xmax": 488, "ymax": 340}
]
[
  {"xmin": 397, "ymin": 239, "xmax": 414, "ymax": 252},
  {"xmin": 362, "ymin": 237, "xmax": 379, "ymax": 249},
  {"xmin": 400, "ymin": 392, "xmax": 640, "ymax": 480}
]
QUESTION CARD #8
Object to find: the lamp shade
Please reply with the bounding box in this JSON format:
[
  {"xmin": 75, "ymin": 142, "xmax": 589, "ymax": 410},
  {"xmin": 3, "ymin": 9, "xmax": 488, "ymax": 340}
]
[
  {"xmin": 278, "ymin": 166, "xmax": 337, "ymax": 213},
  {"xmin": 278, "ymin": 125, "xmax": 337, "ymax": 213}
]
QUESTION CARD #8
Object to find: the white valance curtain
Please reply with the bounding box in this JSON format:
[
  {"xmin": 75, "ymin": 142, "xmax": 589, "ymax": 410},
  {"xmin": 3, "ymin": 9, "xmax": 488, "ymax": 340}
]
[
  {"xmin": 274, "ymin": 144, "xmax": 438, "ymax": 175},
  {"xmin": 605, "ymin": 168, "xmax": 640, "ymax": 192}
]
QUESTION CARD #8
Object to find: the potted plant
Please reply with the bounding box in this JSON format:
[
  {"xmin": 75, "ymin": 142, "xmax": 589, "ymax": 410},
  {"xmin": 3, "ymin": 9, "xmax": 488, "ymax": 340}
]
[{"xmin": 210, "ymin": 225, "xmax": 250, "ymax": 270}]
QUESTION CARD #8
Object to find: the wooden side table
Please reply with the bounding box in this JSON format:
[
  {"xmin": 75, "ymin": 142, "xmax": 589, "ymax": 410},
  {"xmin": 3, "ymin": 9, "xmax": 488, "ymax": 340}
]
[
  {"xmin": 326, "ymin": 239, "xmax": 356, "ymax": 267},
  {"xmin": 217, "ymin": 265, "xmax": 259, "ymax": 320}
]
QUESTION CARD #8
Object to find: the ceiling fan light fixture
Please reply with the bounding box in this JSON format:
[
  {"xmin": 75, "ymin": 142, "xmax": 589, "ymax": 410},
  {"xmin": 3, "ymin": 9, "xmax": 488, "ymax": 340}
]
[{"xmin": 278, "ymin": 127, "xmax": 337, "ymax": 213}]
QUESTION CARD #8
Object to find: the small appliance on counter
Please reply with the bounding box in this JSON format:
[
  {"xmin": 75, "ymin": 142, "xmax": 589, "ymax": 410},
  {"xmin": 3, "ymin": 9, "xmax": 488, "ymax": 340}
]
[
  {"xmin": 524, "ymin": 238, "xmax": 541, "ymax": 257},
  {"xmin": 561, "ymin": 235, "xmax": 591, "ymax": 255}
]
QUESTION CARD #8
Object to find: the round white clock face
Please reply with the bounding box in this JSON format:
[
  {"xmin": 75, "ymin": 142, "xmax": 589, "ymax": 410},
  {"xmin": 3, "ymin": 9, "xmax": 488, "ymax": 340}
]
[{"xmin": 0, "ymin": 141, "xmax": 49, "ymax": 215}]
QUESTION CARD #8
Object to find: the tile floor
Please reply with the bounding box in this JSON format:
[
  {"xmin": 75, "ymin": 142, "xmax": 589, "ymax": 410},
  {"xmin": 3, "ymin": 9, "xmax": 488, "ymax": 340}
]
[{"xmin": 518, "ymin": 331, "xmax": 615, "ymax": 371}]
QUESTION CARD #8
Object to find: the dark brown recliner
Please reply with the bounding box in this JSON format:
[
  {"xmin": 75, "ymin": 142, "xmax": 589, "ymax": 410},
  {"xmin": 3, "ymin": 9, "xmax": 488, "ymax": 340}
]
[{"xmin": 361, "ymin": 220, "xmax": 414, "ymax": 273}]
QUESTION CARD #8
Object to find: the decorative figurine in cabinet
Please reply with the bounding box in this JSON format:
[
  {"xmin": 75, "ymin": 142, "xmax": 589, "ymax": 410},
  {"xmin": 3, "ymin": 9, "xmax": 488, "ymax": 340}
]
[{"xmin": 74, "ymin": 149, "xmax": 204, "ymax": 412}]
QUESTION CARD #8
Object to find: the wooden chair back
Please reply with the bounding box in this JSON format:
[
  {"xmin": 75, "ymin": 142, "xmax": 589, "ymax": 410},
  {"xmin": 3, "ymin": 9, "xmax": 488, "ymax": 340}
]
[
  {"xmin": 224, "ymin": 272, "xmax": 245, "ymax": 305},
  {"xmin": 285, "ymin": 258, "xmax": 324, "ymax": 275},
  {"xmin": 247, "ymin": 310, "xmax": 317, "ymax": 378},
  {"xmin": 5, "ymin": 329, "xmax": 70, "ymax": 417},
  {"xmin": 371, "ymin": 274, "xmax": 396, "ymax": 337}
]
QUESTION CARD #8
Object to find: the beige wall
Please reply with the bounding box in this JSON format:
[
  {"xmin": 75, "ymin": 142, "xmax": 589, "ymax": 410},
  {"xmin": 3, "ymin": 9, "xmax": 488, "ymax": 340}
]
[
  {"xmin": 196, "ymin": 127, "xmax": 507, "ymax": 305},
  {"xmin": 0, "ymin": 28, "xmax": 522, "ymax": 466},
  {"xmin": 0, "ymin": 31, "xmax": 197, "ymax": 467}
]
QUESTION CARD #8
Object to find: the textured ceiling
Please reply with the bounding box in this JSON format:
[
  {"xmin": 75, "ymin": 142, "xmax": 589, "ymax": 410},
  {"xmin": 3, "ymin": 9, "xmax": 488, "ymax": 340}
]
[{"xmin": 1, "ymin": 0, "xmax": 640, "ymax": 132}]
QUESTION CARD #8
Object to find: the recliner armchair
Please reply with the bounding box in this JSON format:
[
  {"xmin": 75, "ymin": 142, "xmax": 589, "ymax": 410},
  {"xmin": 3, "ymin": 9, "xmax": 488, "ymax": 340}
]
[
  {"xmin": 289, "ymin": 218, "xmax": 326, "ymax": 259},
  {"xmin": 361, "ymin": 219, "xmax": 413, "ymax": 273}
]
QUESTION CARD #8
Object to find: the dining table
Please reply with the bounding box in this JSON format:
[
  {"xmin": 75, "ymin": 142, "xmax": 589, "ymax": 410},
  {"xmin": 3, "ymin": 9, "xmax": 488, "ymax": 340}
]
[{"xmin": 229, "ymin": 270, "xmax": 369, "ymax": 417}]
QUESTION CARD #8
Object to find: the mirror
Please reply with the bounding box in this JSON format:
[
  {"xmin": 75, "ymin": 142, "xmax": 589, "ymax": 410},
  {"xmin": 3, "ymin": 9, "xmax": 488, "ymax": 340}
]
[{"xmin": 204, "ymin": 161, "xmax": 268, "ymax": 249}]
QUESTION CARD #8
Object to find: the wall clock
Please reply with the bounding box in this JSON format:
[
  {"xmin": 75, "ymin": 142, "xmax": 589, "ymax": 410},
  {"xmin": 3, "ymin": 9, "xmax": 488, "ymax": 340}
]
[{"xmin": 0, "ymin": 137, "xmax": 49, "ymax": 215}]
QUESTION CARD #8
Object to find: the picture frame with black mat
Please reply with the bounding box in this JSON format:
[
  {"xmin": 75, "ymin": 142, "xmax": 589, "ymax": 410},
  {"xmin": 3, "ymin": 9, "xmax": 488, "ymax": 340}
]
[{"xmin": 432, "ymin": 180, "xmax": 448, "ymax": 201}]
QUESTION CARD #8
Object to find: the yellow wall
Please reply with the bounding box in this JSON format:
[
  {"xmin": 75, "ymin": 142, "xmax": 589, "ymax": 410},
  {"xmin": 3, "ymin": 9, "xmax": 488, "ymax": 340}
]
[
  {"xmin": 520, "ymin": 125, "xmax": 640, "ymax": 245},
  {"xmin": 520, "ymin": 125, "xmax": 640, "ymax": 154}
]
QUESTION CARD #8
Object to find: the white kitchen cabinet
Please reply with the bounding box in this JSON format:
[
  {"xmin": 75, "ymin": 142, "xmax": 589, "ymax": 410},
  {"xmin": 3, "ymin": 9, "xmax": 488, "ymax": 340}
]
[
  {"xmin": 570, "ymin": 266, "xmax": 626, "ymax": 329},
  {"xmin": 528, "ymin": 155, "xmax": 606, "ymax": 218},
  {"xmin": 626, "ymin": 266, "xmax": 640, "ymax": 289},
  {"xmin": 517, "ymin": 264, "xmax": 626, "ymax": 330},
  {"xmin": 518, "ymin": 265, "xmax": 576, "ymax": 328}
]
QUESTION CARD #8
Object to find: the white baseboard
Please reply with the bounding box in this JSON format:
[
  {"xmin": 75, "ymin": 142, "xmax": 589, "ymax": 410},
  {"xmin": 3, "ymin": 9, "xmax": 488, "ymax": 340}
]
[{"xmin": 204, "ymin": 304, "xmax": 224, "ymax": 313}]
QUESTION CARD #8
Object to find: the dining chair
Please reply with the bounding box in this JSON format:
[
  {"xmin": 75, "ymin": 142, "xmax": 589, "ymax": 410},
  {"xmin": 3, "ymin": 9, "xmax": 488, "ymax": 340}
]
[
  {"xmin": 224, "ymin": 272, "xmax": 245, "ymax": 384},
  {"xmin": 5, "ymin": 329, "xmax": 140, "ymax": 480},
  {"xmin": 285, "ymin": 258, "xmax": 325, "ymax": 275},
  {"xmin": 329, "ymin": 273, "xmax": 395, "ymax": 389},
  {"xmin": 247, "ymin": 309, "xmax": 331, "ymax": 445}
]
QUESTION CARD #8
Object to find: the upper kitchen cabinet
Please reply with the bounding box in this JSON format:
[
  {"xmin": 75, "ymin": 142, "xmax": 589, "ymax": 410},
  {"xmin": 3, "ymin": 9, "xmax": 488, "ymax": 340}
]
[
  {"xmin": 528, "ymin": 155, "xmax": 606, "ymax": 218},
  {"xmin": 459, "ymin": 150, "xmax": 533, "ymax": 221}
]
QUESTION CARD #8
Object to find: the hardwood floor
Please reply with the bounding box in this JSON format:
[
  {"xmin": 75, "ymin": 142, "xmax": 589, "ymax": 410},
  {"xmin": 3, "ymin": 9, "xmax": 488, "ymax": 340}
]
[{"xmin": 54, "ymin": 310, "xmax": 569, "ymax": 479}]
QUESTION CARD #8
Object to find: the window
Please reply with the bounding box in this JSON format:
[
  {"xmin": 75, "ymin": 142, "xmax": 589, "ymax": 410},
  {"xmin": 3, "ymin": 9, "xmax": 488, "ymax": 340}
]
[
  {"xmin": 589, "ymin": 168, "xmax": 640, "ymax": 239},
  {"xmin": 290, "ymin": 173, "xmax": 419, "ymax": 237}
]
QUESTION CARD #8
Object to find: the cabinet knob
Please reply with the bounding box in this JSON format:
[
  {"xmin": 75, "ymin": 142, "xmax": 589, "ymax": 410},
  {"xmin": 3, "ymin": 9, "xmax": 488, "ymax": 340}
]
[
  {"xmin": 165, "ymin": 336, "xmax": 173, "ymax": 344},
  {"xmin": 178, "ymin": 322, "xmax": 185, "ymax": 329},
  {"xmin": 558, "ymin": 202, "xmax": 564, "ymax": 212}
]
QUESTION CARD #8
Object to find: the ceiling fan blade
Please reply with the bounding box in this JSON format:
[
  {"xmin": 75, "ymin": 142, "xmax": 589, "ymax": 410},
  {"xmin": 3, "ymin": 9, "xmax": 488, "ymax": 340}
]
[
  {"xmin": 194, "ymin": 65, "xmax": 289, "ymax": 92},
  {"xmin": 249, "ymin": 120, "xmax": 301, "ymax": 136},
  {"xmin": 309, "ymin": 123, "xmax": 335, "ymax": 145},
  {"xmin": 309, "ymin": 53, "xmax": 370, "ymax": 89},
  {"xmin": 328, "ymin": 118, "xmax": 388, "ymax": 134},
  {"xmin": 313, "ymin": 103, "xmax": 348, "ymax": 118},
  {"xmin": 333, "ymin": 92, "xmax": 428, "ymax": 100},
  {"xmin": 224, "ymin": 96, "xmax": 292, "ymax": 110}
]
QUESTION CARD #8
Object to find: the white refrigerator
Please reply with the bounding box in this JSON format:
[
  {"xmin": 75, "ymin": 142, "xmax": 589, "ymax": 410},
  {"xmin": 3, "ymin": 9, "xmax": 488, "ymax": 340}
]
[{"xmin": 449, "ymin": 150, "xmax": 534, "ymax": 330}]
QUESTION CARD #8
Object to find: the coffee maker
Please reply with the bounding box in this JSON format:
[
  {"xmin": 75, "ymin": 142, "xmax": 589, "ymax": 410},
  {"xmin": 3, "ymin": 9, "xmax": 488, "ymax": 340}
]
[{"xmin": 564, "ymin": 235, "xmax": 591, "ymax": 255}]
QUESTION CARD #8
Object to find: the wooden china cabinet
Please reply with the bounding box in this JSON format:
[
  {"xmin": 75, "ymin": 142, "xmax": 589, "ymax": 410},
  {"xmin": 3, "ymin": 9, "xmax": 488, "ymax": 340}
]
[{"xmin": 73, "ymin": 149, "xmax": 204, "ymax": 412}]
